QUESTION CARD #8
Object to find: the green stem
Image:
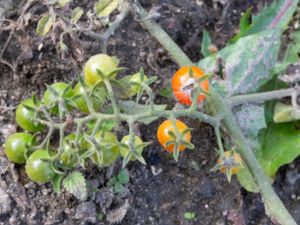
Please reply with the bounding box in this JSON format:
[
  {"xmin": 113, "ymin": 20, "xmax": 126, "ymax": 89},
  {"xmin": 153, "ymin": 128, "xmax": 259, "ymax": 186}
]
[
  {"xmin": 229, "ymin": 88, "xmax": 295, "ymax": 106},
  {"xmin": 104, "ymin": 79, "xmax": 119, "ymax": 115},
  {"xmin": 133, "ymin": 2, "xmax": 297, "ymax": 225}
]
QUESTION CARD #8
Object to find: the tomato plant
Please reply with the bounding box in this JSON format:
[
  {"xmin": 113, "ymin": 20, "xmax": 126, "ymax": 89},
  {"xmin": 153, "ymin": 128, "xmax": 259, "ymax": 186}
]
[
  {"xmin": 157, "ymin": 119, "xmax": 191, "ymax": 153},
  {"xmin": 172, "ymin": 66, "xmax": 209, "ymax": 106},
  {"xmin": 25, "ymin": 150, "xmax": 56, "ymax": 183},
  {"xmin": 16, "ymin": 98, "xmax": 45, "ymax": 132},
  {"xmin": 4, "ymin": 133, "xmax": 35, "ymax": 164}
]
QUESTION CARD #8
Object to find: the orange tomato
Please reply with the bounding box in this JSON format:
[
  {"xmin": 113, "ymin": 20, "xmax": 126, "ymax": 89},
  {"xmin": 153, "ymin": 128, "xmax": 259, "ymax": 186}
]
[
  {"xmin": 171, "ymin": 66, "xmax": 209, "ymax": 106},
  {"xmin": 157, "ymin": 119, "xmax": 191, "ymax": 153},
  {"xmin": 217, "ymin": 151, "xmax": 243, "ymax": 174}
]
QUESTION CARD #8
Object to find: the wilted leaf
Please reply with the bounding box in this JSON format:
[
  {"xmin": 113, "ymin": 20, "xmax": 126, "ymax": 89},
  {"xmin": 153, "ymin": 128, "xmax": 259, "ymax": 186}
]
[
  {"xmin": 200, "ymin": 29, "xmax": 212, "ymax": 57},
  {"xmin": 119, "ymin": 100, "xmax": 167, "ymax": 124},
  {"xmin": 94, "ymin": 0, "xmax": 119, "ymax": 18},
  {"xmin": 36, "ymin": 12, "xmax": 56, "ymax": 36},
  {"xmin": 57, "ymin": 0, "xmax": 71, "ymax": 7},
  {"xmin": 63, "ymin": 171, "xmax": 87, "ymax": 201},
  {"xmin": 71, "ymin": 7, "xmax": 83, "ymax": 23},
  {"xmin": 273, "ymin": 102, "xmax": 300, "ymax": 123}
]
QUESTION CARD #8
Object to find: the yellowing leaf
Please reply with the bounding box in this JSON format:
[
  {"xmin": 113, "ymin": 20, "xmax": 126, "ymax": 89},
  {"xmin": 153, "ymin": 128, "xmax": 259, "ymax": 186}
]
[
  {"xmin": 57, "ymin": 0, "xmax": 72, "ymax": 7},
  {"xmin": 273, "ymin": 102, "xmax": 300, "ymax": 123},
  {"xmin": 71, "ymin": 7, "xmax": 83, "ymax": 23},
  {"xmin": 94, "ymin": 0, "xmax": 119, "ymax": 17},
  {"xmin": 36, "ymin": 12, "xmax": 56, "ymax": 36}
]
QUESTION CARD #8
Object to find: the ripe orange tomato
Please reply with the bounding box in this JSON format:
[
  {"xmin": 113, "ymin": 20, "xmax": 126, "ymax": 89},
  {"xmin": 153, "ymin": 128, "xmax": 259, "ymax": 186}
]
[
  {"xmin": 217, "ymin": 151, "xmax": 243, "ymax": 174},
  {"xmin": 171, "ymin": 66, "xmax": 209, "ymax": 106},
  {"xmin": 157, "ymin": 119, "xmax": 191, "ymax": 153}
]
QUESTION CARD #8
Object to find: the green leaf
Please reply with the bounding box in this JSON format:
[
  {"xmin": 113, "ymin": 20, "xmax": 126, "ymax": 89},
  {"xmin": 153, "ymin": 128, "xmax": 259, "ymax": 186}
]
[
  {"xmin": 52, "ymin": 174, "xmax": 64, "ymax": 194},
  {"xmin": 199, "ymin": 29, "xmax": 281, "ymax": 95},
  {"xmin": 63, "ymin": 171, "xmax": 87, "ymax": 201},
  {"xmin": 107, "ymin": 177, "xmax": 118, "ymax": 187},
  {"xmin": 36, "ymin": 12, "xmax": 56, "ymax": 36},
  {"xmin": 94, "ymin": 0, "xmax": 119, "ymax": 18},
  {"xmin": 237, "ymin": 165, "xmax": 259, "ymax": 192},
  {"xmin": 57, "ymin": 0, "xmax": 71, "ymax": 7},
  {"xmin": 200, "ymin": 29, "xmax": 212, "ymax": 57},
  {"xmin": 260, "ymin": 123, "xmax": 300, "ymax": 177},
  {"xmin": 113, "ymin": 182, "xmax": 124, "ymax": 193},
  {"xmin": 71, "ymin": 7, "xmax": 83, "ymax": 23},
  {"xmin": 119, "ymin": 101, "xmax": 167, "ymax": 124},
  {"xmin": 184, "ymin": 212, "xmax": 196, "ymax": 220},
  {"xmin": 229, "ymin": 8, "xmax": 252, "ymax": 43},
  {"xmin": 117, "ymin": 170, "xmax": 129, "ymax": 184}
]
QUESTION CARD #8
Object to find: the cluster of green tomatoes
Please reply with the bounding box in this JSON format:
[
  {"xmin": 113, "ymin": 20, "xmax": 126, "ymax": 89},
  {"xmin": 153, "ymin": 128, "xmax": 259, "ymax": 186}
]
[
  {"xmin": 3, "ymin": 54, "xmax": 243, "ymax": 184},
  {"xmin": 3, "ymin": 54, "xmax": 148, "ymax": 183}
]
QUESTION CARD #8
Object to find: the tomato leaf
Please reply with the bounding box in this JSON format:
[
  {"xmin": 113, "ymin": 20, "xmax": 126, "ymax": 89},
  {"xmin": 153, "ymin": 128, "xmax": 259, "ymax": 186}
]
[
  {"xmin": 260, "ymin": 123, "xmax": 300, "ymax": 177},
  {"xmin": 36, "ymin": 12, "xmax": 56, "ymax": 36},
  {"xmin": 117, "ymin": 170, "xmax": 129, "ymax": 184},
  {"xmin": 199, "ymin": 29, "xmax": 281, "ymax": 96},
  {"xmin": 229, "ymin": 8, "xmax": 252, "ymax": 43},
  {"xmin": 200, "ymin": 29, "xmax": 212, "ymax": 57},
  {"xmin": 94, "ymin": 0, "xmax": 119, "ymax": 18},
  {"xmin": 52, "ymin": 174, "xmax": 64, "ymax": 194},
  {"xmin": 119, "ymin": 101, "xmax": 167, "ymax": 124},
  {"xmin": 71, "ymin": 7, "xmax": 83, "ymax": 23},
  {"xmin": 63, "ymin": 171, "xmax": 87, "ymax": 201}
]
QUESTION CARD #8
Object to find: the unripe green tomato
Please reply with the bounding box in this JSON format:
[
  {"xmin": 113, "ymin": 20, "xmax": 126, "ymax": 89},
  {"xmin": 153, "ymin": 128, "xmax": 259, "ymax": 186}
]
[
  {"xmin": 120, "ymin": 135, "xmax": 144, "ymax": 161},
  {"xmin": 90, "ymin": 132, "xmax": 120, "ymax": 167},
  {"xmin": 73, "ymin": 83, "xmax": 104, "ymax": 113},
  {"xmin": 25, "ymin": 150, "xmax": 56, "ymax": 183},
  {"xmin": 16, "ymin": 99, "xmax": 45, "ymax": 132},
  {"xmin": 129, "ymin": 72, "xmax": 148, "ymax": 95},
  {"xmin": 84, "ymin": 54, "xmax": 118, "ymax": 86},
  {"xmin": 43, "ymin": 82, "xmax": 74, "ymax": 114},
  {"xmin": 4, "ymin": 132, "xmax": 35, "ymax": 164}
]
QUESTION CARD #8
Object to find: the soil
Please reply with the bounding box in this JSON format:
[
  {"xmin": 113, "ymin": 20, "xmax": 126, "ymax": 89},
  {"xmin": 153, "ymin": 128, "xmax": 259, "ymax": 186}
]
[{"xmin": 0, "ymin": 0, "xmax": 299, "ymax": 225}]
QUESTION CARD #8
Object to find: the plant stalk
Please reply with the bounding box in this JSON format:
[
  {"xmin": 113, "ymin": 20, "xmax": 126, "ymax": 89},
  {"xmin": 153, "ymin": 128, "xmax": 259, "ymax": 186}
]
[{"xmin": 133, "ymin": 2, "xmax": 297, "ymax": 225}]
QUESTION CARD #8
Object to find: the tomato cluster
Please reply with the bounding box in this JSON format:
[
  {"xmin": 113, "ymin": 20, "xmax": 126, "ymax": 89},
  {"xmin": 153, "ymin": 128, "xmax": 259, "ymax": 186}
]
[{"xmin": 4, "ymin": 54, "xmax": 148, "ymax": 183}]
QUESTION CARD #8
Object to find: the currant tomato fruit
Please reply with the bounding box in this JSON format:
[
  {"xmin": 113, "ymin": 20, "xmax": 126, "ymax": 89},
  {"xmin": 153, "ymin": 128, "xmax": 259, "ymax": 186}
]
[
  {"xmin": 129, "ymin": 72, "xmax": 148, "ymax": 94},
  {"xmin": 43, "ymin": 82, "xmax": 74, "ymax": 114},
  {"xmin": 73, "ymin": 82, "xmax": 105, "ymax": 113},
  {"xmin": 4, "ymin": 133, "xmax": 35, "ymax": 164},
  {"xmin": 84, "ymin": 54, "xmax": 118, "ymax": 86},
  {"xmin": 157, "ymin": 119, "xmax": 191, "ymax": 153},
  {"xmin": 16, "ymin": 99, "xmax": 45, "ymax": 132},
  {"xmin": 172, "ymin": 66, "xmax": 209, "ymax": 106},
  {"xmin": 120, "ymin": 135, "xmax": 144, "ymax": 161},
  {"xmin": 25, "ymin": 150, "xmax": 56, "ymax": 183},
  {"xmin": 90, "ymin": 132, "xmax": 120, "ymax": 167},
  {"xmin": 217, "ymin": 151, "xmax": 243, "ymax": 174}
]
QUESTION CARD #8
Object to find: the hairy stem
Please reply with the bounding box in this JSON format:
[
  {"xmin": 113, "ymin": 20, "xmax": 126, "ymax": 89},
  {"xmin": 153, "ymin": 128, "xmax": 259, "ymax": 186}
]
[
  {"xmin": 133, "ymin": 2, "xmax": 297, "ymax": 225},
  {"xmin": 229, "ymin": 88, "xmax": 296, "ymax": 106}
]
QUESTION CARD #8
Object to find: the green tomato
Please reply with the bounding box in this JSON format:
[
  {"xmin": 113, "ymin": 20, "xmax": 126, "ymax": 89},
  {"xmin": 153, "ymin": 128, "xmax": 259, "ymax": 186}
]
[
  {"xmin": 120, "ymin": 135, "xmax": 144, "ymax": 161},
  {"xmin": 43, "ymin": 82, "xmax": 74, "ymax": 114},
  {"xmin": 60, "ymin": 133, "xmax": 89, "ymax": 167},
  {"xmin": 25, "ymin": 150, "xmax": 56, "ymax": 183},
  {"xmin": 73, "ymin": 82, "xmax": 105, "ymax": 113},
  {"xmin": 84, "ymin": 54, "xmax": 118, "ymax": 86},
  {"xmin": 90, "ymin": 132, "xmax": 120, "ymax": 167},
  {"xmin": 129, "ymin": 72, "xmax": 148, "ymax": 94},
  {"xmin": 4, "ymin": 132, "xmax": 35, "ymax": 164},
  {"xmin": 16, "ymin": 99, "xmax": 45, "ymax": 132}
]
